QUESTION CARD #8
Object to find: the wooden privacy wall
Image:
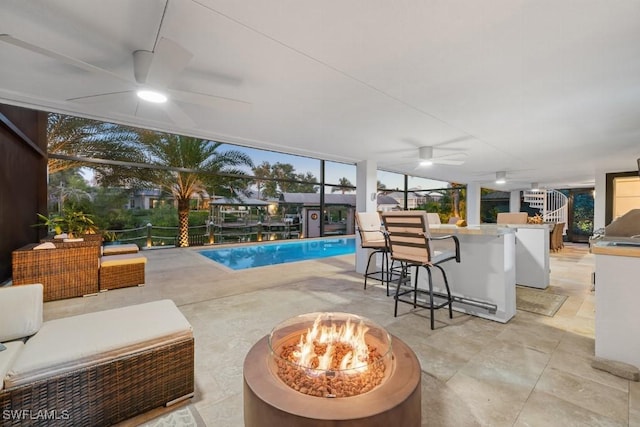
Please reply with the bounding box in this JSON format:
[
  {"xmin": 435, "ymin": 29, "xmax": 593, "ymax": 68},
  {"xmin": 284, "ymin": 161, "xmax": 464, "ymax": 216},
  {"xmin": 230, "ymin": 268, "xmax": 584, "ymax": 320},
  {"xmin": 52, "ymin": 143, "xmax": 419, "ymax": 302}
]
[{"xmin": 0, "ymin": 104, "xmax": 48, "ymax": 282}]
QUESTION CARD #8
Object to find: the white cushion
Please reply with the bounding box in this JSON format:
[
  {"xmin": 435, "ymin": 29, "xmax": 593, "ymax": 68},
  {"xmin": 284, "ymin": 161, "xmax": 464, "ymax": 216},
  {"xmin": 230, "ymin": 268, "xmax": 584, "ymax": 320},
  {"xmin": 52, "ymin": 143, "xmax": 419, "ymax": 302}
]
[
  {"xmin": 356, "ymin": 212, "xmax": 385, "ymax": 245},
  {"xmin": 0, "ymin": 284, "xmax": 43, "ymax": 342},
  {"xmin": 99, "ymin": 253, "xmax": 146, "ymax": 268},
  {"xmin": 0, "ymin": 341, "xmax": 24, "ymax": 391},
  {"xmin": 5, "ymin": 299, "xmax": 193, "ymax": 388},
  {"xmin": 496, "ymin": 212, "xmax": 528, "ymax": 224},
  {"xmin": 426, "ymin": 213, "xmax": 441, "ymax": 225},
  {"xmin": 102, "ymin": 244, "xmax": 139, "ymax": 255},
  {"xmin": 53, "ymin": 233, "xmax": 68, "ymax": 239},
  {"xmin": 33, "ymin": 242, "xmax": 56, "ymax": 250}
]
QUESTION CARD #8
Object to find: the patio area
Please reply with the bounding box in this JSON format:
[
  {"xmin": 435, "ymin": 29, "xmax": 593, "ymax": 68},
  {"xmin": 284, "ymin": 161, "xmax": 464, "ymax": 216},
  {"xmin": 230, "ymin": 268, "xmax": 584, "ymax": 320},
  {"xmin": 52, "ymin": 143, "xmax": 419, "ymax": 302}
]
[{"xmin": 43, "ymin": 243, "xmax": 640, "ymax": 426}]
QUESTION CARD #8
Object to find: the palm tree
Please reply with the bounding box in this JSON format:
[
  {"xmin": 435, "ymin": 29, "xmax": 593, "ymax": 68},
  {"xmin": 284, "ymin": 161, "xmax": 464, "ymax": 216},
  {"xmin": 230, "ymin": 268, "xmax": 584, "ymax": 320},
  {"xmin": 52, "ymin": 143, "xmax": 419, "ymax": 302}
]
[
  {"xmin": 48, "ymin": 170, "xmax": 93, "ymax": 214},
  {"xmin": 331, "ymin": 177, "xmax": 354, "ymax": 194},
  {"xmin": 47, "ymin": 113, "xmax": 143, "ymax": 175},
  {"xmin": 251, "ymin": 162, "xmax": 318, "ymax": 198},
  {"xmin": 450, "ymin": 183, "xmax": 466, "ymax": 218},
  {"xmin": 252, "ymin": 161, "xmax": 272, "ymax": 199},
  {"xmin": 137, "ymin": 131, "xmax": 253, "ymax": 247}
]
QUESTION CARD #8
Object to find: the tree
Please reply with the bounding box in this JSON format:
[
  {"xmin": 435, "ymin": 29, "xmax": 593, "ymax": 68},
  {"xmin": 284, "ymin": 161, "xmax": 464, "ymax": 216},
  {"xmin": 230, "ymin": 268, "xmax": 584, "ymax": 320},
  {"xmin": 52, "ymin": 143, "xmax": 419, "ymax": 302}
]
[
  {"xmin": 90, "ymin": 187, "xmax": 135, "ymax": 230},
  {"xmin": 290, "ymin": 171, "xmax": 318, "ymax": 193},
  {"xmin": 48, "ymin": 169, "xmax": 93, "ymax": 214},
  {"xmin": 450, "ymin": 183, "xmax": 466, "ymax": 218},
  {"xmin": 136, "ymin": 131, "xmax": 253, "ymax": 247},
  {"xmin": 331, "ymin": 177, "xmax": 354, "ymax": 194},
  {"xmin": 47, "ymin": 113, "xmax": 145, "ymax": 180},
  {"xmin": 252, "ymin": 161, "xmax": 272, "ymax": 199},
  {"xmin": 251, "ymin": 162, "xmax": 318, "ymax": 198}
]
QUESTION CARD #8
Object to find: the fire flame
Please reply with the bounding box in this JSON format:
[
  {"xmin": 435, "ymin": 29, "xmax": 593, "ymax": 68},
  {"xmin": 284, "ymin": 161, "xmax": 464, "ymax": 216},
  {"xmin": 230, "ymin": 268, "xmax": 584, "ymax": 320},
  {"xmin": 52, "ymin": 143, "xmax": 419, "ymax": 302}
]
[{"xmin": 292, "ymin": 314, "xmax": 370, "ymax": 372}]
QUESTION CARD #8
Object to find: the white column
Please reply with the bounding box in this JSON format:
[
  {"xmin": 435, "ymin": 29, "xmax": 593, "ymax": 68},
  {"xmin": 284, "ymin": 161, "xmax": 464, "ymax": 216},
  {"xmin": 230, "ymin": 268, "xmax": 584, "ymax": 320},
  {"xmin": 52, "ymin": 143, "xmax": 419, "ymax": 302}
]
[
  {"xmin": 594, "ymin": 169, "xmax": 607, "ymax": 229},
  {"xmin": 355, "ymin": 160, "xmax": 378, "ymax": 273},
  {"xmin": 510, "ymin": 190, "xmax": 521, "ymax": 212},
  {"xmin": 466, "ymin": 183, "xmax": 481, "ymax": 225}
]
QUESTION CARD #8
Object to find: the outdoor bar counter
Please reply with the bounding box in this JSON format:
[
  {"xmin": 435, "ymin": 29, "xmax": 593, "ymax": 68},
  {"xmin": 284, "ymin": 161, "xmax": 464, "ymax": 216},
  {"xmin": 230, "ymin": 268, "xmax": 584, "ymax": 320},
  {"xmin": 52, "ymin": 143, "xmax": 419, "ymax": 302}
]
[
  {"xmin": 592, "ymin": 240, "xmax": 640, "ymax": 369},
  {"xmin": 423, "ymin": 224, "xmax": 517, "ymax": 323},
  {"xmin": 503, "ymin": 223, "xmax": 553, "ymax": 289}
]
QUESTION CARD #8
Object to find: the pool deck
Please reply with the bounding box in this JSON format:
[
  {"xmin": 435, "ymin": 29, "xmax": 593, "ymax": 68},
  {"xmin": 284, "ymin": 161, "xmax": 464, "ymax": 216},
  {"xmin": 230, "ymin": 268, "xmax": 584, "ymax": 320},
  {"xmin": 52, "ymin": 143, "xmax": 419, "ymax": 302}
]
[{"xmin": 41, "ymin": 243, "xmax": 640, "ymax": 427}]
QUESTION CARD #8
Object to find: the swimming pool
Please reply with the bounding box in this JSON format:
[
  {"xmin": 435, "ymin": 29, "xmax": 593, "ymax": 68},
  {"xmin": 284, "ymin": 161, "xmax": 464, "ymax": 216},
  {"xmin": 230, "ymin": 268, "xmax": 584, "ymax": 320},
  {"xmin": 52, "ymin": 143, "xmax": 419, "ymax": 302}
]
[{"xmin": 198, "ymin": 237, "xmax": 355, "ymax": 270}]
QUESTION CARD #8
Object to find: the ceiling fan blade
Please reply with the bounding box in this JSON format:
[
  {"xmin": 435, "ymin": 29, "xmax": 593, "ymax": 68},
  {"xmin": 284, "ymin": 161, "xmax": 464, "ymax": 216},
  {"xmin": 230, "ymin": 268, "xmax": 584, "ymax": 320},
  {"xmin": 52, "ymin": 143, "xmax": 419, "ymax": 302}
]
[
  {"xmin": 142, "ymin": 37, "xmax": 193, "ymax": 88},
  {"xmin": 168, "ymin": 89, "xmax": 252, "ymax": 112},
  {"xmin": 0, "ymin": 34, "xmax": 132, "ymax": 85},
  {"xmin": 163, "ymin": 102, "xmax": 197, "ymax": 128},
  {"xmin": 433, "ymin": 159, "xmax": 465, "ymax": 166},
  {"xmin": 67, "ymin": 90, "xmax": 135, "ymax": 105}
]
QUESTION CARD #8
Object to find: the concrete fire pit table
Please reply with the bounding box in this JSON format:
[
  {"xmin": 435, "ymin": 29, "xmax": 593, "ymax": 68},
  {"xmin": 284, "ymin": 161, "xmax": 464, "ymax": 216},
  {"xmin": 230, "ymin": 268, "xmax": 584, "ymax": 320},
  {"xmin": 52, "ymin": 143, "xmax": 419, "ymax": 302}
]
[{"xmin": 243, "ymin": 312, "xmax": 421, "ymax": 426}]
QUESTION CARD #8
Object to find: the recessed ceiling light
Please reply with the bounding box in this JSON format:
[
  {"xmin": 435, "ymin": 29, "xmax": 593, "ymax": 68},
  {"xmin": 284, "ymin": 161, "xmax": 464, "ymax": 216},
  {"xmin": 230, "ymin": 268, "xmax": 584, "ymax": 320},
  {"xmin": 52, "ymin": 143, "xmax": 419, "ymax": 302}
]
[
  {"xmin": 419, "ymin": 160, "xmax": 433, "ymax": 166},
  {"xmin": 136, "ymin": 89, "xmax": 167, "ymax": 103}
]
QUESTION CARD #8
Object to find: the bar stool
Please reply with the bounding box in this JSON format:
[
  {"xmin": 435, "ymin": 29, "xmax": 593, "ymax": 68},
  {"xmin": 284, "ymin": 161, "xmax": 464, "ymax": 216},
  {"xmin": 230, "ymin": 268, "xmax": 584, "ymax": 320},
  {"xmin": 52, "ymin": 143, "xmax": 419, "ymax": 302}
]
[
  {"xmin": 355, "ymin": 211, "xmax": 394, "ymax": 296},
  {"xmin": 382, "ymin": 211, "xmax": 461, "ymax": 330}
]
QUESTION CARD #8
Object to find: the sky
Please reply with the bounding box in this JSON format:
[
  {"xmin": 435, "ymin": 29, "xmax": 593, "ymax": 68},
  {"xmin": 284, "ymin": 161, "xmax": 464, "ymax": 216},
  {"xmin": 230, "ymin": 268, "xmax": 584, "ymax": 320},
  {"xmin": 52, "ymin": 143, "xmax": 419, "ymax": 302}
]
[
  {"xmin": 80, "ymin": 141, "xmax": 450, "ymax": 191},
  {"xmin": 227, "ymin": 144, "xmax": 449, "ymax": 191}
]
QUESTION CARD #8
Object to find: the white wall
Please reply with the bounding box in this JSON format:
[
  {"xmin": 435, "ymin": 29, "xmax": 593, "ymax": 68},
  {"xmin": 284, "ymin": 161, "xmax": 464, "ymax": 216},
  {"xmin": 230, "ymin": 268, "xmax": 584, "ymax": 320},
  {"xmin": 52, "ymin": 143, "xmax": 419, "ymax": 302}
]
[
  {"xmin": 466, "ymin": 183, "xmax": 481, "ymax": 225},
  {"xmin": 510, "ymin": 190, "xmax": 521, "ymax": 213}
]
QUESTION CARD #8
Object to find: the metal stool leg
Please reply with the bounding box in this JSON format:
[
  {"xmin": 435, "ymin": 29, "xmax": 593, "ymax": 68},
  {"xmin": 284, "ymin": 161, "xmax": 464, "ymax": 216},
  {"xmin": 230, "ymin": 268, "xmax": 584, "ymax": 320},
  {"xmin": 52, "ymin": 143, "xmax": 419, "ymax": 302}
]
[
  {"xmin": 425, "ymin": 266, "xmax": 435, "ymax": 330},
  {"xmin": 413, "ymin": 266, "xmax": 419, "ymax": 308},
  {"xmin": 434, "ymin": 264, "xmax": 454, "ymax": 319},
  {"xmin": 363, "ymin": 249, "xmax": 378, "ymax": 290},
  {"xmin": 394, "ymin": 262, "xmax": 408, "ymax": 317}
]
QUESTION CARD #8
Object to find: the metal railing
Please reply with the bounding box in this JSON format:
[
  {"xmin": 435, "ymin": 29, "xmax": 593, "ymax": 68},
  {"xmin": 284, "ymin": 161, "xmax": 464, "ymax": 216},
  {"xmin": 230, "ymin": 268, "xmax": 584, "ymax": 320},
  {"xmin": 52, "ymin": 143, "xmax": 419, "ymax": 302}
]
[
  {"xmin": 523, "ymin": 189, "xmax": 568, "ymax": 233},
  {"xmin": 104, "ymin": 221, "xmax": 303, "ymax": 248}
]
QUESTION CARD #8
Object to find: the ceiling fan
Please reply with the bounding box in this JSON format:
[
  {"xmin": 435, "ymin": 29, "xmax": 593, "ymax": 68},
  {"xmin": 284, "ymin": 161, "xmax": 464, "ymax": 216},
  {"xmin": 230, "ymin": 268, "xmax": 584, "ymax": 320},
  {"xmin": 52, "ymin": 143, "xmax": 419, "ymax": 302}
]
[
  {"xmin": 0, "ymin": 34, "xmax": 251, "ymax": 127},
  {"xmin": 414, "ymin": 146, "xmax": 466, "ymax": 166}
]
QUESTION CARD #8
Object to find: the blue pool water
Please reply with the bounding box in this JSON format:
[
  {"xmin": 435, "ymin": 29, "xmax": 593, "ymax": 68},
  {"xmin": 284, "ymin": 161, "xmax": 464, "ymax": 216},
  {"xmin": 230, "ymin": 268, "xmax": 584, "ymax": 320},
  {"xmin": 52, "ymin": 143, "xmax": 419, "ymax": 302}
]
[{"xmin": 198, "ymin": 237, "xmax": 355, "ymax": 270}]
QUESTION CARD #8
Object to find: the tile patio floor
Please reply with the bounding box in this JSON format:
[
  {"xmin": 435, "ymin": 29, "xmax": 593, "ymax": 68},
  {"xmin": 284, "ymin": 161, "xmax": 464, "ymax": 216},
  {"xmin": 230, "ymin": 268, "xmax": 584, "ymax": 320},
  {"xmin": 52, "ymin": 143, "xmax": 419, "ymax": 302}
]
[{"xmin": 43, "ymin": 242, "xmax": 640, "ymax": 426}]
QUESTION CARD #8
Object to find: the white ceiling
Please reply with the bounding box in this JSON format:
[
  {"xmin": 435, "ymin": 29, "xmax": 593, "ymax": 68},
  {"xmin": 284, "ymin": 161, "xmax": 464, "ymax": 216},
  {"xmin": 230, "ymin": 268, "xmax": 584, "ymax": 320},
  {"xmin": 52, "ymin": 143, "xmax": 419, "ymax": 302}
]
[{"xmin": 1, "ymin": 0, "xmax": 639, "ymax": 191}]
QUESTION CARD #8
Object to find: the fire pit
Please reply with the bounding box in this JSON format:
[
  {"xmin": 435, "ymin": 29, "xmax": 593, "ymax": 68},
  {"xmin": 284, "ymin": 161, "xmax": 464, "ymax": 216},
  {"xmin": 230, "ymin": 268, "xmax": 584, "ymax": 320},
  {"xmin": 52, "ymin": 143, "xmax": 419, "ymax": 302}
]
[
  {"xmin": 244, "ymin": 312, "xmax": 421, "ymax": 426},
  {"xmin": 269, "ymin": 312, "xmax": 392, "ymax": 398}
]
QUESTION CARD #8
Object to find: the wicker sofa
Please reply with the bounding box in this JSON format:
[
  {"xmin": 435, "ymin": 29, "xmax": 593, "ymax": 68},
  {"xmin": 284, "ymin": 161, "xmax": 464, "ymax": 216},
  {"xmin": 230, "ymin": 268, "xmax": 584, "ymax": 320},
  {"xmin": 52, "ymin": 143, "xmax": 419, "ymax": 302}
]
[
  {"xmin": 11, "ymin": 234, "xmax": 106, "ymax": 301},
  {"xmin": 0, "ymin": 284, "xmax": 195, "ymax": 426}
]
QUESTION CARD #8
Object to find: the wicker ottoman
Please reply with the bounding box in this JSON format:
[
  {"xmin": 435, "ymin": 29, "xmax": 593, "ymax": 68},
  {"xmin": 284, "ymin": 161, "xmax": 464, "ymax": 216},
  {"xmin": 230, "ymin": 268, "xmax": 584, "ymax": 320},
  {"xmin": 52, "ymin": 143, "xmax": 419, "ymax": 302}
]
[
  {"xmin": 102, "ymin": 243, "xmax": 140, "ymax": 256},
  {"xmin": 99, "ymin": 253, "xmax": 146, "ymax": 291}
]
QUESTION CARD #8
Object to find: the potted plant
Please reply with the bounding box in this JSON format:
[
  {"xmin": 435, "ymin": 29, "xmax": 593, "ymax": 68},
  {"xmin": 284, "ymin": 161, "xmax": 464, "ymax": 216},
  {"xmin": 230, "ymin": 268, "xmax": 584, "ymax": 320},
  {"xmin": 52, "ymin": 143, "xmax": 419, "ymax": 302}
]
[
  {"xmin": 37, "ymin": 209, "xmax": 98, "ymax": 239},
  {"xmin": 101, "ymin": 230, "xmax": 118, "ymax": 245}
]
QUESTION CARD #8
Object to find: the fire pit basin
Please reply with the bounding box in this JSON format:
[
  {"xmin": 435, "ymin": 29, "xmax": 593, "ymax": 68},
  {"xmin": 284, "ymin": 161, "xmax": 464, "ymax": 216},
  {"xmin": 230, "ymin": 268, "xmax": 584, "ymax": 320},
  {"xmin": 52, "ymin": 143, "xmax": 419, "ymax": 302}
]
[
  {"xmin": 269, "ymin": 312, "xmax": 392, "ymax": 398},
  {"xmin": 244, "ymin": 312, "xmax": 421, "ymax": 426}
]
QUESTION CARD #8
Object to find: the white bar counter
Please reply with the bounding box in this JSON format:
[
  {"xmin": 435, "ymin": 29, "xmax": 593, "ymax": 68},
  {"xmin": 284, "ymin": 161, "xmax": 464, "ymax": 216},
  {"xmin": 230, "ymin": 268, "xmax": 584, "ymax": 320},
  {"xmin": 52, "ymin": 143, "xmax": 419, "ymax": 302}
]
[
  {"xmin": 419, "ymin": 225, "xmax": 517, "ymax": 323},
  {"xmin": 592, "ymin": 240, "xmax": 640, "ymax": 369},
  {"xmin": 503, "ymin": 224, "xmax": 552, "ymax": 289}
]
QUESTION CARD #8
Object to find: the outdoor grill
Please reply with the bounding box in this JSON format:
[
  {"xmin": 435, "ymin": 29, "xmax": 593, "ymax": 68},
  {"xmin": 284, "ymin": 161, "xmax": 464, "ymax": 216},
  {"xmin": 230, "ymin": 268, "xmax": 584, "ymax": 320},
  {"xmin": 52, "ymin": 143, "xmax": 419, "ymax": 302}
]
[{"xmin": 591, "ymin": 209, "xmax": 640, "ymax": 247}]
